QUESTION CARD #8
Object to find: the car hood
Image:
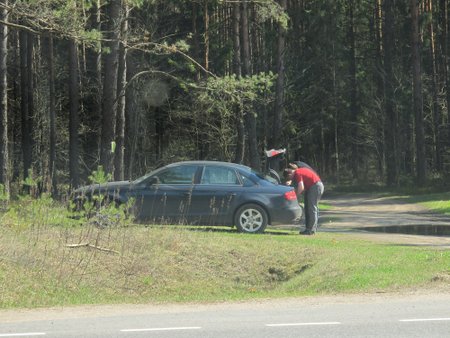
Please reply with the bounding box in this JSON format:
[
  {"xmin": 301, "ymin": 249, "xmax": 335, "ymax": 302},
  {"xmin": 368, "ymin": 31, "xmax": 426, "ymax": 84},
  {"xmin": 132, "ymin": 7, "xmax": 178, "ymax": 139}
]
[{"xmin": 74, "ymin": 181, "xmax": 132, "ymax": 195}]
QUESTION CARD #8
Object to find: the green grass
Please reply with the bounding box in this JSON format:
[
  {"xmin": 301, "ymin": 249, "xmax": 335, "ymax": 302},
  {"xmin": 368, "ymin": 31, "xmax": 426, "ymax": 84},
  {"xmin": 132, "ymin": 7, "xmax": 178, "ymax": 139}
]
[
  {"xmin": 319, "ymin": 202, "xmax": 332, "ymax": 210},
  {"xmin": 0, "ymin": 194, "xmax": 449, "ymax": 309},
  {"xmin": 0, "ymin": 223, "xmax": 448, "ymax": 309},
  {"xmin": 400, "ymin": 192, "xmax": 450, "ymax": 215}
]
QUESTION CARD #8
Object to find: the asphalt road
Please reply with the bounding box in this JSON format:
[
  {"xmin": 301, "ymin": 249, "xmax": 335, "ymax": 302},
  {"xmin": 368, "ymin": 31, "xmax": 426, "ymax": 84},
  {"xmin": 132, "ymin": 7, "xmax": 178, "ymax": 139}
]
[{"xmin": 1, "ymin": 293, "xmax": 449, "ymax": 337}]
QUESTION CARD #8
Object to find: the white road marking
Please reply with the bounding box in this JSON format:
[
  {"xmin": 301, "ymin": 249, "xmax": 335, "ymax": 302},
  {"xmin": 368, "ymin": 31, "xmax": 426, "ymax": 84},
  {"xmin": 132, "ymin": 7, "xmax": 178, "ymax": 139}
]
[
  {"xmin": 266, "ymin": 322, "xmax": 341, "ymax": 327},
  {"xmin": 399, "ymin": 318, "xmax": 450, "ymax": 322},
  {"xmin": 0, "ymin": 334, "xmax": 46, "ymax": 337},
  {"xmin": 121, "ymin": 326, "xmax": 201, "ymax": 332}
]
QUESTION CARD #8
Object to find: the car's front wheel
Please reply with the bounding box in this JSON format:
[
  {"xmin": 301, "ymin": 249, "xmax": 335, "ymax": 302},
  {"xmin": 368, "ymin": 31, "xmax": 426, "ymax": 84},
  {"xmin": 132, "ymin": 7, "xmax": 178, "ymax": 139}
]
[{"xmin": 234, "ymin": 203, "xmax": 268, "ymax": 233}]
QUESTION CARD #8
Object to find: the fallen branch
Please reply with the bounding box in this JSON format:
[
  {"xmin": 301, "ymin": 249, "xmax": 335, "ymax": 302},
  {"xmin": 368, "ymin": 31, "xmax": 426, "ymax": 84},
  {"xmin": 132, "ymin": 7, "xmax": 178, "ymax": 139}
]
[{"xmin": 66, "ymin": 243, "xmax": 119, "ymax": 254}]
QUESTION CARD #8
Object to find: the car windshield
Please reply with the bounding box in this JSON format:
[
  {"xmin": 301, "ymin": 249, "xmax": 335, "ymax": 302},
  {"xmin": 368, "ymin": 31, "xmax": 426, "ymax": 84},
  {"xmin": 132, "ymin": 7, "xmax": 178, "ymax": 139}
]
[
  {"xmin": 133, "ymin": 164, "xmax": 199, "ymax": 185},
  {"xmin": 132, "ymin": 169, "xmax": 159, "ymax": 185}
]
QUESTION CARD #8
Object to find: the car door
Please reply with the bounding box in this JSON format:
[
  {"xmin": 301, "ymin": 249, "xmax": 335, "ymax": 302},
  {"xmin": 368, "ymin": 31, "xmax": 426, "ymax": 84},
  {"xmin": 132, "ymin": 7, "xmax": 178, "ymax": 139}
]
[
  {"xmin": 135, "ymin": 164, "xmax": 200, "ymax": 222},
  {"xmin": 189, "ymin": 165, "xmax": 243, "ymax": 225}
]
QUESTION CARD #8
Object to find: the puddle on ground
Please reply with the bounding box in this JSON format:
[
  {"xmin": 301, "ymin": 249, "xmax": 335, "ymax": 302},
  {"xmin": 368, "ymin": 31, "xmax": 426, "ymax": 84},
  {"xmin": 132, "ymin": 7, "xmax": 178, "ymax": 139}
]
[{"xmin": 357, "ymin": 225, "xmax": 450, "ymax": 237}]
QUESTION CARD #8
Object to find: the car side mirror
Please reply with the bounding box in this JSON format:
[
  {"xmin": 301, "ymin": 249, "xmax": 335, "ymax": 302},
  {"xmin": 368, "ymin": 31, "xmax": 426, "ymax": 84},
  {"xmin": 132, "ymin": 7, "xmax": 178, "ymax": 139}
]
[{"xmin": 147, "ymin": 176, "xmax": 160, "ymax": 186}]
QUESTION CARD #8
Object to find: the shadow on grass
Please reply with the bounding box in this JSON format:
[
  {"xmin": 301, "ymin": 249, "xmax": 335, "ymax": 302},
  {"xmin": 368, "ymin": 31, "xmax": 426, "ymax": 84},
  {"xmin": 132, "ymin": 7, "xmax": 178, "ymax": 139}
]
[
  {"xmin": 389, "ymin": 243, "xmax": 450, "ymax": 248},
  {"xmin": 356, "ymin": 224, "xmax": 450, "ymax": 237},
  {"xmin": 143, "ymin": 223, "xmax": 295, "ymax": 236},
  {"xmin": 183, "ymin": 226, "xmax": 294, "ymax": 236}
]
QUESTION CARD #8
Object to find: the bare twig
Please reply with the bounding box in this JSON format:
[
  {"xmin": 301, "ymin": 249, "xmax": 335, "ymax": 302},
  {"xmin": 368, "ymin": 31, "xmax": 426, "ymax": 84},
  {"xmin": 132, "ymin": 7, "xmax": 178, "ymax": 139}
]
[{"xmin": 66, "ymin": 243, "xmax": 119, "ymax": 254}]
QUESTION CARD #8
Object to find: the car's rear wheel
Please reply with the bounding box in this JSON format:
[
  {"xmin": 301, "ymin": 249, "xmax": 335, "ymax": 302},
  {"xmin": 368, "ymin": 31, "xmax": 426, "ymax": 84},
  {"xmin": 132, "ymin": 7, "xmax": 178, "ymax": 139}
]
[{"xmin": 234, "ymin": 203, "xmax": 268, "ymax": 233}]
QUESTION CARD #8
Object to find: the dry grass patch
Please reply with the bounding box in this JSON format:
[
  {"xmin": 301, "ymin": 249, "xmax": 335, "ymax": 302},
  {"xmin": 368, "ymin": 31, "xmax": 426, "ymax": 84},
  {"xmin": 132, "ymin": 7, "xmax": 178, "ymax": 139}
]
[
  {"xmin": 1, "ymin": 196, "xmax": 449, "ymax": 309},
  {"xmin": 0, "ymin": 223, "xmax": 318, "ymax": 308}
]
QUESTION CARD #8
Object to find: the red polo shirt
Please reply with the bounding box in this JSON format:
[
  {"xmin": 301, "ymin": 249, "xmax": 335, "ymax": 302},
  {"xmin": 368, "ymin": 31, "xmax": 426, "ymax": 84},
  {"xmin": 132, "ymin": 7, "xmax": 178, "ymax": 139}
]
[{"xmin": 293, "ymin": 167, "xmax": 321, "ymax": 190}]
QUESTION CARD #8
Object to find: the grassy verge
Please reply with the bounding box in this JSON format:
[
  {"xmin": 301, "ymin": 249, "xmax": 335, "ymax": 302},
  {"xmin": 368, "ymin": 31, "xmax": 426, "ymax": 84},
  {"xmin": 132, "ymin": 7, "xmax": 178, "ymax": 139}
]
[
  {"xmin": 400, "ymin": 192, "xmax": 450, "ymax": 215},
  {"xmin": 1, "ymin": 224, "xmax": 448, "ymax": 309},
  {"xmin": 0, "ymin": 194, "xmax": 449, "ymax": 309}
]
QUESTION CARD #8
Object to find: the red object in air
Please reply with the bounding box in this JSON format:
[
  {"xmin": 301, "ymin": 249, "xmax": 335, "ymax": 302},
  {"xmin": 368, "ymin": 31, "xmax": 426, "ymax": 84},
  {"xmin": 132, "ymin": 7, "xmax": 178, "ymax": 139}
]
[{"xmin": 265, "ymin": 148, "xmax": 286, "ymax": 158}]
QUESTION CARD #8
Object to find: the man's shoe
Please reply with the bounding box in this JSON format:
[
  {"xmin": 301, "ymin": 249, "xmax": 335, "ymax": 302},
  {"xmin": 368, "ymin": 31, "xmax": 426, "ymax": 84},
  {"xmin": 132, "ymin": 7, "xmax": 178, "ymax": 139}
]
[{"xmin": 299, "ymin": 229, "xmax": 315, "ymax": 235}]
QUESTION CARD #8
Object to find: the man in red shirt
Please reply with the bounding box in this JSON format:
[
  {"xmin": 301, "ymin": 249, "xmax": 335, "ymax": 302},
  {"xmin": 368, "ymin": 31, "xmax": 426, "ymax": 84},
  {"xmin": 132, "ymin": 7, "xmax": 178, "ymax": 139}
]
[{"xmin": 285, "ymin": 164, "xmax": 324, "ymax": 235}]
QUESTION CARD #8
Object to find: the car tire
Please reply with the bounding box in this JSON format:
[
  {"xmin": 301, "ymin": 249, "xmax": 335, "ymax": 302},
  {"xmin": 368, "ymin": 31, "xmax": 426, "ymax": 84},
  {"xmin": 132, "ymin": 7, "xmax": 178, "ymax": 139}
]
[{"xmin": 234, "ymin": 203, "xmax": 268, "ymax": 234}]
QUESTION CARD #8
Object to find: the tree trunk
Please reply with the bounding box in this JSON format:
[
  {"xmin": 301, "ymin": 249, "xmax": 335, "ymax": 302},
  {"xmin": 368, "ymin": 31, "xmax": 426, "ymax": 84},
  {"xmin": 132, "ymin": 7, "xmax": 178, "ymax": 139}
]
[
  {"xmin": 27, "ymin": 33, "xmax": 35, "ymax": 176},
  {"xmin": 204, "ymin": 0, "xmax": 209, "ymax": 72},
  {"xmin": 100, "ymin": 0, "xmax": 121, "ymax": 176},
  {"xmin": 411, "ymin": 0, "xmax": 426, "ymax": 185},
  {"xmin": 383, "ymin": 0, "xmax": 399, "ymax": 186},
  {"xmin": 241, "ymin": 2, "xmax": 251, "ymax": 77},
  {"xmin": 69, "ymin": 39, "xmax": 80, "ymax": 188},
  {"xmin": 241, "ymin": 1, "xmax": 260, "ymax": 170},
  {"xmin": 125, "ymin": 57, "xmax": 136, "ymax": 178},
  {"xmin": 46, "ymin": 34, "xmax": 57, "ymax": 195},
  {"xmin": 0, "ymin": 0, "xmax": 8, "ymax": 196},
  {"xmin": 348, "ymin": 0, "xmax": 359, "ymax": 179},
  {"xmin": 332, "ymin": 41, "xmax": 340, "ymax": 183},
  {"xmin": 426, "ymin": 0, "xmax": 441, "ymax": 171},
  {"xmin": 114, "ymin": 4, "xmax": 128, "ymax": 181},
  {"xmin": 441, "ymin": 0, "xmax": 450, "ymax": 149},
  {"xmin": 232, "ymin": 3, "xmax": 244, "ymax": 164},
  {"xmin": 20, "ymin": 31, "xmax": 32, "ymax": 181},
  {"xmin": 439, "ymin": 0, "xmax": 450, "ymax": 148},
  {"xmin": 271, "ymin": 0, "xmax": 287, "ymax": 151},
  {"xmin": 192, "ymin": 2, "xmax": 201, "ymax": 80},
  {"xmin": 374, "ymin": 0, "xmax": 385, "ymax": 179},
  {"xmin": 232, "ymin": 3, "xmax": 241, "ymax": 78},
  {"xmin": 95, "ymin": 0, "xmax": 103, "ymax": 150}
]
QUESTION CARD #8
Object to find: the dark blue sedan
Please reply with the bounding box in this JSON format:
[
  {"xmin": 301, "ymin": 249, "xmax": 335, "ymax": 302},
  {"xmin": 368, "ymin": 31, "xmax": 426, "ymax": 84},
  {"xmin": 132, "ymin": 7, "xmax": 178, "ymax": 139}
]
[{"xmin": 74, "ymin": 161, "xmax": 302, "ymax": 233}]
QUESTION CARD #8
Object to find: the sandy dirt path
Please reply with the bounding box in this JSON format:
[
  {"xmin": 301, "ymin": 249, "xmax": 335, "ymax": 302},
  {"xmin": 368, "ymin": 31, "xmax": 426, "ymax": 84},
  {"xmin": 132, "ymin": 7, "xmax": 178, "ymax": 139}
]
[{"xmin": 319, "ymin": 193, "xmax": 450, "ymax": 247}]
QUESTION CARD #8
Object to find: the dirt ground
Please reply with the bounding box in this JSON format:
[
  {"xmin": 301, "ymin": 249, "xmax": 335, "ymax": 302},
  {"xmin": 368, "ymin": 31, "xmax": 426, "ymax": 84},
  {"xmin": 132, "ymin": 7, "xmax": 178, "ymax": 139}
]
[{"xmin": 317, "ymin": 193, "xmax": 450, "ymax": 248}]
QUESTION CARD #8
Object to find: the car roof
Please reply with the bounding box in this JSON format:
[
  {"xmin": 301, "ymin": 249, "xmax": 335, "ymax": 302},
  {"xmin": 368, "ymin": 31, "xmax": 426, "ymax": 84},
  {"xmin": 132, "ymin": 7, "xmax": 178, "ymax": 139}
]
[{"xmin": 168, "ymin": 160, "xmax": 252, "ymax": 171}]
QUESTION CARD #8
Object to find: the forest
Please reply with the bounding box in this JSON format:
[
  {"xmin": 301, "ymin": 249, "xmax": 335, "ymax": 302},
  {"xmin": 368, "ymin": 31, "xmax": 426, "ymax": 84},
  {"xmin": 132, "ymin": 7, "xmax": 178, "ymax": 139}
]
[{"xmin": 0, "ymin": 0, "xmax": 449, "ymax": 199}]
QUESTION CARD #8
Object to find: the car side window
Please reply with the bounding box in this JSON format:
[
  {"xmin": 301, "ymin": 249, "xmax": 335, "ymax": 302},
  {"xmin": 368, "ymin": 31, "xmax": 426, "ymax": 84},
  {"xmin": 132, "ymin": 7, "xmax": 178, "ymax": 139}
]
[
  {"xmin": 239, "ymin": 173, "xmax": 256, "ymax": 187},
  {"xmin": 157, "ymin": 165, "xmax": 198, "ymax": 184},
  {"xmin": 201, "ymin": 166, "xmax": 240, "ymax": 185}
]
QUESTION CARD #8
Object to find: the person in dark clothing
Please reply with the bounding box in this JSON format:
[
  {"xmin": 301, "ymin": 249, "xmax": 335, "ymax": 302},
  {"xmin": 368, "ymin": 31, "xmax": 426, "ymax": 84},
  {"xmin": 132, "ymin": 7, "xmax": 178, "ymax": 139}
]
[{"xmin": 285, "ymin": 165, "xmax": 324, "ymax": 235}]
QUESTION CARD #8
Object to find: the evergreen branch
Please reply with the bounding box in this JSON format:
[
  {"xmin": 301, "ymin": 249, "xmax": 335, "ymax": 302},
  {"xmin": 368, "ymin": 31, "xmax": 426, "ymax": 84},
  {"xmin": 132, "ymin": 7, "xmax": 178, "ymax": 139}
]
[
  {"xmin": 0, "ymin": 20, "xmax": 39, "ymax": 34},
  {"xmin": 127, "ymin": 41, "xmax": 217, "ymax": 79}
]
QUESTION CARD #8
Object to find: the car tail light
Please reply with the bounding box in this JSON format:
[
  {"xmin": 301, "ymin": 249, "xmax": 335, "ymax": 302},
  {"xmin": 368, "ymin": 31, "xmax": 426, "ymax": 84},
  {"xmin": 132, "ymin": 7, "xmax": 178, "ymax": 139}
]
[{"xmin": 284, "ymin": 190, "xmax": 297, "ymax": 201}]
